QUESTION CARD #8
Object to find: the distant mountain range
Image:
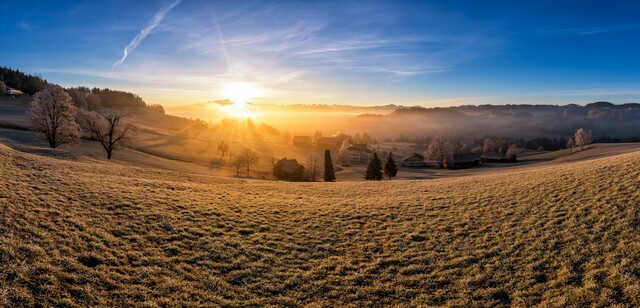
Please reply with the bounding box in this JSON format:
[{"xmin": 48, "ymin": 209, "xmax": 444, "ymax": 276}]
[{"xmin": 350, "ymin": 102, "xmax": 640, "ymax": 140}]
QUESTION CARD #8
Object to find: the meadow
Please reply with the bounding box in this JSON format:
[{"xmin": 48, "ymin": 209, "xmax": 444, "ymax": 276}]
[{"xmin": 1, "ymin": 142, "xmax": 639, "ymax": 307}]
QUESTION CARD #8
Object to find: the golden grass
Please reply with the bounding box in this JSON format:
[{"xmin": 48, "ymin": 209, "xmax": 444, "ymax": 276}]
[{"xmin": 1, "ymin": 143, "xmax": 639, "ymax": 307}]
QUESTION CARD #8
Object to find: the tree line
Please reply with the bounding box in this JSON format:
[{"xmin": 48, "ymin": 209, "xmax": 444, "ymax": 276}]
[{"xmin": 0, "ymin": 66, "xmax": 46, "ymax": 95}]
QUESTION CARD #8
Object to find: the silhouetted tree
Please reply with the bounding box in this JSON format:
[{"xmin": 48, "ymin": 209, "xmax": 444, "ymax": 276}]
[
  {"xmin": 27, "ymin": 85, "xmax": 81, "ymax": 148},
  {"xmin": 218, "ymin": 141, "xmax": 229, "ymax": 159},
  {"xmin": 147, "ymin": 104, "xmax": 165, "ymax": 114},
  {"xmin": 86, "ymin": 94, "xmax": 102, "ymax": 111},
  {"xmin": 230, "ymin": 153, "xmax": 246, "ymax": 176},
  {"xmin": 82, "ymin": 111, "xmax": 135, "ymax": 159},
  {"xmin": 324, "ymin": 149, "xmax": 336, "ymax": 182},
  {"xmin": 364, "ymin": 152, "xmax": 383, "ymax": 181},
  {"xmin": 241, "ymin": 148, "xmax": 259, "ymax": 176},
  {"xmin": 383, "ymin": 152, "xmax": 398, "ymax": 180}
]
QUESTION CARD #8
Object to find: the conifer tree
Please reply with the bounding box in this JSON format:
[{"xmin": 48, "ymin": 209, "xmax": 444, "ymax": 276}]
[
  {"xmin": 364, "ymin": 152, "xmax": 383, "ymax": 181},
  {"xmin": 323, "ymin": 149, "xmax": 336, "ymax": 182},
  {"xmin": 383, "ymin": 152, "xmax": 398, "ymax": 180}
]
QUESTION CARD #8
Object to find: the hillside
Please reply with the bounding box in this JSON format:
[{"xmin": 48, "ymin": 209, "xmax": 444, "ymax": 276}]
[{"xmin": 1, "ymin": 143, "xmax": 639, "ymax": 306}]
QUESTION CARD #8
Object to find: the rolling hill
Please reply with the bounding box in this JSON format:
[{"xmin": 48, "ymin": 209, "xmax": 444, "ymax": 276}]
[{"xmin": 1, "ymin": 142, "xmax": 639, "ymax": 306}]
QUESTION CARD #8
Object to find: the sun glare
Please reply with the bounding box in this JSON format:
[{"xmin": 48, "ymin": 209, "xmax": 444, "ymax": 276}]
[{"xmin": 222, "ymin": 82, "xmax": 261, "ymax": 118}]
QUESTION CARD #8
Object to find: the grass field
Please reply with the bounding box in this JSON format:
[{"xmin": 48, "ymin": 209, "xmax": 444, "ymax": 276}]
[{"xmin": 1, "ymin": 141, "xmax": 639, "ymax": 307}]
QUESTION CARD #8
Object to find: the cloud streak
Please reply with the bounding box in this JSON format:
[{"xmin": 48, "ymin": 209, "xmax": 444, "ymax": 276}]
[{"xmin": 113, "ymin": 0, "xmax": 181, "ymax": 68}]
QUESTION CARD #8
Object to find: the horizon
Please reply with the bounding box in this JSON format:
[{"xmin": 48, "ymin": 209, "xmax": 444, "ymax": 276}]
[{"xmin": 2, "ymin": 1, "xmax": 640, "ymax": 107}]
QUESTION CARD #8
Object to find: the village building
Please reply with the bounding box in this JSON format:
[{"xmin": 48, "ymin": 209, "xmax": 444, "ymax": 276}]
[
  {"xmin": 5, "ymin": 87, "xmax": 24, "ymax": 96},
  {"xmin": 291, "ymin": 136, "xmax": 312, "ymax": 146},
  {"xmin": 402, "ymin": 153, "xmax": 425, "ymax": 167},
  {"xmin": 452, "ymin": 153, "xmax": 482, "ymax": 168},
  {"xmin": 315, "ymin": 137, "xmax": 338, "ymax": 150},
  {"xmin": 346, "ymin": 144, "xmax": 372, "ymax": 163},
  {"xmin": 481, "ymin": 152, "xmax": 514, "ymax": 163},
  {"xmin": 273, "ymin": 158, "xmax": 305, "ymax": 181}
]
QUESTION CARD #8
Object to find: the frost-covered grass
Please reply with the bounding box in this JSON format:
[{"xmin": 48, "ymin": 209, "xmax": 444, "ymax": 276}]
[{"xmin": 1, "ymin": 143, "xmax": 639, "ymax": 307}]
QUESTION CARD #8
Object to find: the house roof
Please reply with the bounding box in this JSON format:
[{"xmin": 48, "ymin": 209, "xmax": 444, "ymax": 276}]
[
  {"xmin": 403, "ymin": 153, "xmax": 424, "ymax": 161},
  {"xmin": 292, "ymin": 136, "xmax": 311, "ymax": 142},
  {"xmin": 277, "ymin": 158, "xmax": 304, "ymax": 174},
  {"xmin": 453, "ymin": 153, "xmax": 481, "ymax": 163},
  {"xmin": 347, "ymin": 146, "xmax": 372, "ymax": 153},
  {"xmin": 316, "ymin": 137, "xmax": 337, "ymax": 145},
  {"xmin": 481, "ymin": 152, "xmax": 507, "ymax": 160}
]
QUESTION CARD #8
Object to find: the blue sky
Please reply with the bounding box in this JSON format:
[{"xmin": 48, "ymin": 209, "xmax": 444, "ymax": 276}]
[{"xmin": 1, "ymin": 0, "xmax": 639, "ymax": 107}]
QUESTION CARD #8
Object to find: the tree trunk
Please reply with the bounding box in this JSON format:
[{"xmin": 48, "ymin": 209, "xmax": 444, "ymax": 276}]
[{"xmin": 107, "ymin": 149, "xmax": 112, "ymax": 160}]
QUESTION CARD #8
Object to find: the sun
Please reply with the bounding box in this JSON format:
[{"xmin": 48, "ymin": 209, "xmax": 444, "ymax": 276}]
[{"xmin": 222, "ymin": 82, "xmax": 261, "ymax": 118}]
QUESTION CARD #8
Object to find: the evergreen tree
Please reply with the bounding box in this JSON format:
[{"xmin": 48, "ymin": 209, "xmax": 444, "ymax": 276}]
[
  {"xmin": 323, "ymin": 149, "xmax": 336, "ymax": 182},
  {"xmin": 383, "ymin": 152, "xmax": 398, "ymax": 180},
  {"xmin": 364, "ymin": 152, "xmax": 383, "ymax": 181}
]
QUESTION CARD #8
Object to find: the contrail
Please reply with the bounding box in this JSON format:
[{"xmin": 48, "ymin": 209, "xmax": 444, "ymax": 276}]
[
  {"xmin": 212, "ymin": 12, "xmax": 232, "ymax": 75},
  {"xmin": 112, "ymin": 0, "xmax": 181, "ymax": 68},
  {"xmin": 262, "ymin": 13, "xmax": 307, "ymax": 73}
]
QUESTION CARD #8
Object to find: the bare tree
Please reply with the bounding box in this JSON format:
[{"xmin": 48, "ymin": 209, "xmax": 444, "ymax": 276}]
[
  {"xmin": 305, "ymin": 152, "xmax": 322, "ymax": 181},
  {"xmin": 217, "ymin": 141, "xmax": 229, "ymax": 159},
  {"xmin": 0, "ymin": 81, "xmax": 6, "ymax": 95},
  {"xmin": 27, "ymin": 85, "xmax": 81, "ymax": 148},
  {"xmin": 230, "ymin": 153, "xmax": 246, "ymax": 176},
  {"xmin": 82, "ymin": 111, "xmax": 135, "ymax": 159},
  {"xmin": 425, "ymin": 136, "xmax": 453, "ymax": 168},
  {"xmin": 241, "ymin": 148, "xmax": 259, "ymax": 176}
]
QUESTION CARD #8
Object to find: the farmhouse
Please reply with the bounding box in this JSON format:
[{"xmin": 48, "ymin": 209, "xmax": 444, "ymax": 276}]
[
  {"xmin": 273, "ymin": 158, "xmax": 305, "ymax": 181},
  {"xmin": 481, "ymin": 152, "xmax": 514, "ymax": 163},
  {"xmin": 5, "ymin": 87, "xmax": 24, "ymax": 96},
  {"xmin": 452, "ymin": 153, "xmax": 482, "ymax": 168},
  {"xmin": 402, "ymin": 153, "xmax": 425, "ymax": 167},
  {"xmin": 292, "ymin": 136, "xmax": 312, "ymax": 146},
  {"xmin": 346, "ymin": 144, "xmax": 372, "ymax": 163},
  {"xmin": 316, "ymin": 137, "xmax": 338, "ymax": 150}
]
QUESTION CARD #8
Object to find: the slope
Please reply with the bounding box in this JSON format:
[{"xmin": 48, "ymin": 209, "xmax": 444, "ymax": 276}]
[{"xmin": 0, "ymin": 144, "xmax": 639, "ymax": 306}]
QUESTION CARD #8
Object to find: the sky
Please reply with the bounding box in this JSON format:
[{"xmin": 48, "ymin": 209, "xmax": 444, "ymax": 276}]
[{"xmin": 1, "ymin": 0, "xmax": 640, "ymax": 108}]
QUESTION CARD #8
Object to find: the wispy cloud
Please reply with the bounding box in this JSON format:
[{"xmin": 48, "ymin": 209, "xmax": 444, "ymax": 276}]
[
  {"xmin": 537, "ymin": 23, "xmax": 640, "ymax": 36},
  {"xmin": 112, "ymin": 0, "xmax": 181, "ymax": 68},
  {"xmin": 17, "ymin": 21, "xmax": 32, "ymax": 31}
]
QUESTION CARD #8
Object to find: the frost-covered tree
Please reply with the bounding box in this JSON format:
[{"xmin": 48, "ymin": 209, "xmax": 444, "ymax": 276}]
[
  {"xmin": 27, "ymin": 85, "xmax": 81, "ymax": 148},
  {"xmin": 426, "ymin": 137, "xmax": 454, "ymax": 169},
  {"xmin": 0, "ymin": 81, "xmax": 6, "ymax": 95},
  {"xmin": 82, "ymin": 111, "xmax": 135, "ymax": 159},
  {"xmin": 574, "ymin": 128, "xmax": 588, "ymax": 151},
  {"xmin": 457, "ymin": 141, "xmax": 470, "ymax": 154},
  {"xmin": 505, "ymin": 144, "xmax": 519, "ymax": 161},
  {"xmin": 483, "ymin": 138, "xmax": 495, "ymax": 154},
  {"xmin": 383, "ymin": 152, "xmax": 398, "ymax": 180},
  {"xmin": 364, "ymin": 152, "xmax": 383, "ymax": 181},
  {"xmin": 323, "ymin": 149, "xmax": 336, "ymax": 182},
  {"xmin": 338, "ymin": 139, "xmax": 351, "ymax": 165},
  {"xmin": 567, "ymin": 138, "xmax": 575, "ymax": 152}
]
